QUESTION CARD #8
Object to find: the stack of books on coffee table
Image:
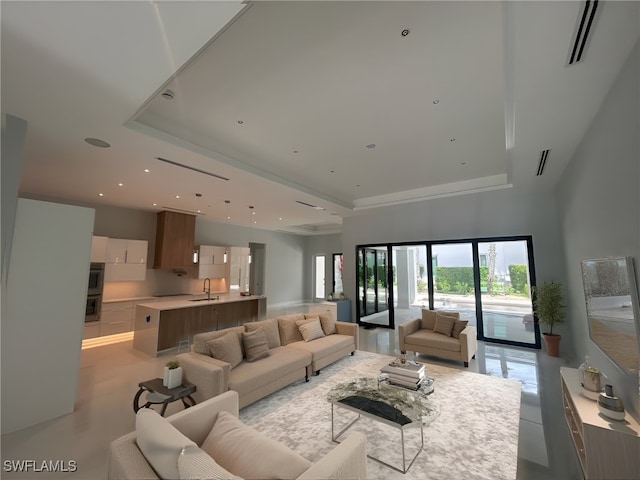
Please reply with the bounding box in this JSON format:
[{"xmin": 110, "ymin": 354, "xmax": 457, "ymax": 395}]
[{"xmin": 380, "ymin": 362, "xmax": 427, "ymax": 391}]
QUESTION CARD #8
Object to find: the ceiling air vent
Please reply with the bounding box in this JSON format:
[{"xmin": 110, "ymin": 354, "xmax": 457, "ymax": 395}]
[
  {"xmin": 154, "ymin": 157, "xmax": 229, "ymax": 181},
  {"xmin": 296, "ymin": 200, "xmax": 326, "ymax": 211},
  {"xmin": 536, "ymin": 149, "xmax": 551, "ymax": 176},
  {"xmin": 568, "ymin": 0, "xmax": 599, "ymax": 65}
]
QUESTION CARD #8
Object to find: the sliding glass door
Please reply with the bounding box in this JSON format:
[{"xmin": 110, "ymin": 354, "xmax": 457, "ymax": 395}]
[
  {"xmin": 358, "ymin": 246, "xmax": 391, "ymax": 327},
  {"xmin": 356, "ymin": 236, "xmax": 540, "ymax": 348},
  {"xmin": 477, "ymin": 240, "xmax": 536, "ymax": 345}
]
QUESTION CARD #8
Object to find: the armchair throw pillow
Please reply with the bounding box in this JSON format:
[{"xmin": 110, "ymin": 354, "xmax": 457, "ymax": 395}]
[
  {"xmin": 452, "ymin": 320, "xmax": 469, "ymax": 339},
  {"xmin": 433, "ymin": 312, "xmax": 457, "ymax": 337},
  {"xmin": 202, "ymin": 410, "xmax": 311, "ymax": 479},
  {"xmin": 421, "ymin": 309, "xmax": 437, "ymax": 330},
  {"xmin": 178, "ymin": 445, "xmax": 242, "ymax": 480}
]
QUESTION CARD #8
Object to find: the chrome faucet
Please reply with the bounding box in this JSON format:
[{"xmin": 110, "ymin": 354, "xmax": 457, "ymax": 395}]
[{"xmin": 203, "ymin": 278, "xmax": 211, "ymax": 301}]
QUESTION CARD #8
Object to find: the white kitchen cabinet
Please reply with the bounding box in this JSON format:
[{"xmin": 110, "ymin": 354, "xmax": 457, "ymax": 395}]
[
  {"xmin": 105, "ymin": 238, "xmax": 148, "ymax": 282},
  {"xmin": 90, "ymin": 235, "xmax": 108, "ymax": 263},
  {"xmin": 198, "ymin": 245, "xmax": 229, "ymax": 279},
  {"xmin": 100, "ymin": 301, "xmax": 135, "ymax": 336}
]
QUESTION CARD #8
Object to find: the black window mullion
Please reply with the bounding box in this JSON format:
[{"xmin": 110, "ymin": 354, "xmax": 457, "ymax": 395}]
[{"xmin": 472, "ymin": 242, "xmax": 484, "ymax": 341}]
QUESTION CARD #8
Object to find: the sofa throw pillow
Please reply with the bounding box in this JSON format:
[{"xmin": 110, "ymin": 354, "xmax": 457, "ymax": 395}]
[
  {"xmin": 245, "ymin": 318, "xmax": 281, "ymax": 348},
  {"xmin": 452, "ymin": 320, "xmax": 469, "ymax": 339},
  {"xmin": 277, "ymin": 313, "xmax": 307, "ymax": 345},
  {"xmin": 202, "ymin": 411, "xmax": 311, "ymax": 479},
  {"xmin": 296, "ymin": 317, "xmax": 325, "ymax": 342},
  {"xmin": 135, "ymin": 407, "xmax": 196, "ymax": 480},
  {"xmin": 194, "ymin": 327, "xmax": 245, "ymax": 357},
  {"xmin": 178, "ymin": 445, "xmax": 242, "ymax": 480},
  {"xmin": 206, "ymin": 332, "xmax": 243, "ymax": 369},
  {"xmin": 421, "ymin": 309, "xmax": 437, "ymax": 330},
  {"xmin": 306, "ymin": 312, "xmax": 336, "ymax": 335},
  {"xmin": 433, "ymin": 312, "xmax": 457, "ymax": 337},
  {"xmin": 242, "ymin": 328, "xmax": 270, "ymax": 362}
]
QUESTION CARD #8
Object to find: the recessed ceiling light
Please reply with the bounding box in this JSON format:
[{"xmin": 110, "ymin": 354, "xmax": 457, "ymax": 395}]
[
  {"xmin": 85, "ymin": 138, "xmax": 110, "ymax": 148},
  {"xmin": 401, "ymin": 28, "xmax": 410, "ymax": 37},
  {"xmin": 461, "ymin": 162, "xmax": 467, "ymax": 165},
  {"xmin": 433, "ymin": 100, "xmax": 440, "ymax": 105},
  {"xmin": 99, "ymin": 193, "xmax": 104, "ymax": 197},
  {"xmin": 356, "ymin": 184, "xmax": 361, "ymax": 187},
  {"xmin": 144, "ymin": 169, "xmax": 150, "ymax": 173},
  {"xmin": 153, "ymin": 203, "xmax": 157, "ymax": 206},
  {"xmin": 237, "ymin": 120, "xmax": 244, "ymax": 125},
  {"xmin": 330, "ymin": 170, "xmax": 335, "ymax": 173},
  {"xmin": 279, "ymin": 217, "xmax": 282, "ymax": 221},
  {"xmin": 293, "ymin": 150, "xmax": 299, "ymax": 154},
  {"xmin": 175, "ymin": 195, "xmax": 180, "ymax": 199},
  {"xmin": 161, "ymin": 90, "xmax": 175, "ymax": 100},
  {"xmin": 366, "ymin": 144, "xmax": 376, "ymax": 149},
  {"xmin": 450, "ymin": 138, "xmax": 456, "ymax": 142},
  {"xmin": 118, "ymin": 182, "xmax": 124, "ymax": 187}
]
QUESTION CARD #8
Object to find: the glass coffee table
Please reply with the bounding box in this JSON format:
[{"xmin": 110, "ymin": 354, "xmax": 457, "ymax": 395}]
[{"xmin": 326, "ymin": 377, "xmax": 439, "ymax": 473}]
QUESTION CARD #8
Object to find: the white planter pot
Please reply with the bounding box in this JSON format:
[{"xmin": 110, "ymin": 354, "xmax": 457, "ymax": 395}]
[{"xmin": 163, "ymin": 366, "xmax": 183, "ymax": 389}]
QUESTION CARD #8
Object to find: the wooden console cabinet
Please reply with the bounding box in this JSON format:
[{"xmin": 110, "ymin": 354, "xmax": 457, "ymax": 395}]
[{"xmin": 560, "ymin": 367, "xmax": 640, "ymax": 479}]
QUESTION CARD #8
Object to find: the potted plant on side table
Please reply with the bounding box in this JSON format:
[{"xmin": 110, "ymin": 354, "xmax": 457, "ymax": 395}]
[
  {"xmin": 163, "ymin": 359, "xmax": 183, "ymax": 389},
  {"xmin": 533, "ymin": 280, "xmax": 566, "ymax": 357}
]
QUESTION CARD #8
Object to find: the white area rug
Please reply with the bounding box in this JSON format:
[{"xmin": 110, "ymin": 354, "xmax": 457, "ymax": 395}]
[{"xmin": 240, "ymin": 351, "xmax": 521, "ymax": 480}]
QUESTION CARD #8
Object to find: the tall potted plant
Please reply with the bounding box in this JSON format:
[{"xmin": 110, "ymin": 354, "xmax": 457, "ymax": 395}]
[{"xmin": 532, "ymin": 281, "xmax": 566, "ymax": 357}]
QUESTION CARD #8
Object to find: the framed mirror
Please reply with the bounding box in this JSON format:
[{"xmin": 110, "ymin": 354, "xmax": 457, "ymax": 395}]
[{"xmin": 581, "ymin": 257, "xmax": 640, "ymax": 372}]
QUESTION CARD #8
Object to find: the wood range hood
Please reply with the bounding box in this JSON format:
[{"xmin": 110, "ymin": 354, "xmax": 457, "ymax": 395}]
[{"xmin": 153, "ymin": 211, "xmax": 196, "ymax": 269}]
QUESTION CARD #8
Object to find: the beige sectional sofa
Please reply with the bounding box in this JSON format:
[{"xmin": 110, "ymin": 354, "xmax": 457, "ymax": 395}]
[
  {"xmin": 108, "ymin": 391, "xmax": 367, "ymax": 480},
  {"xmin": 398, "ymin": 309, "xmax": 477, "ymax": 367},
  {"xmin": 177, "ymin": 313, "xmax": 358, "ymax": 408}
]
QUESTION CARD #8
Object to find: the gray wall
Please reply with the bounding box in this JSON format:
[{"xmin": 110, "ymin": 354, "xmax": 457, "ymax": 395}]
[
  {"xmin": 341, "ymin": 188, "xmax": 568, "ymax": 341},
  {"xmin": 1, "ymin": 114, "xmax": 27, "ymax": 289},
  {"xmin": 555, "ymin": 42, "xmax": 640, "ymax": 419}
]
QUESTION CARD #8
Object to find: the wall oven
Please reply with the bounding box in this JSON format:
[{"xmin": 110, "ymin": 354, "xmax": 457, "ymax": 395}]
[{"xmin": 86, "ymin": 262, "xmax": 104, "ymax": 323}]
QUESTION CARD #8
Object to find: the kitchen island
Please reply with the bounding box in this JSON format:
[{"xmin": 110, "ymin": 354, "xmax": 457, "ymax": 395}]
[{"xmin": 133, "ymin": 294, "xmax": 266, "ymax": 356}]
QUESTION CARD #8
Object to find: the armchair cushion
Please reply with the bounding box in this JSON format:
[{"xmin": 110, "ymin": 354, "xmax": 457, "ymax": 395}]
[
  {"xmin": 177, "ymin": 445, "xmax": 241, "ymax": 480},
  {"xmin": 421, "ymin": 309, "xmax": 437, "ymax": 330},
  {"xmin": 202, "ymin": 410, "xmax": 311, "ymax": 479}
]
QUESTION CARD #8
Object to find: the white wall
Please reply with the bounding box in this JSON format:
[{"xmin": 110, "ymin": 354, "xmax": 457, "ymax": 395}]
[
  {"xmin": 555, "ymin": 42, "xmax": 640, "ymax": 419},
  {"xmin": 341, "ymin": 188, "xmax": 567, "ymax": 336},
  {"xmin": 2, "ymin": 199, "xmax": 94, "ymax": 434}
]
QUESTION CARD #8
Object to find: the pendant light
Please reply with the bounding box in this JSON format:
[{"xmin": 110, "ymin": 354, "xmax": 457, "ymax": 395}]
[
  {"xmin": 223, "ymin": 200, "xmax": 230, "ymax": 263},
  {"xmin": 248, "ymin": 205, "xmax": 254, "ymax": 264}
]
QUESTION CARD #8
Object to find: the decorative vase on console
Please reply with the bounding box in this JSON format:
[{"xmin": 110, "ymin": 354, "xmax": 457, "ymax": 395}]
[{"xmin": 163, "ymin": 360, "xmax": 183, "ymax": 389}]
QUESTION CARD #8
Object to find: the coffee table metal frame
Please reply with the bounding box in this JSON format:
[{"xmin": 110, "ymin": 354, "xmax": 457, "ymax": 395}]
[{"xmin": 330, "ymin": 396, "xmax": 424, "ymax": 473}]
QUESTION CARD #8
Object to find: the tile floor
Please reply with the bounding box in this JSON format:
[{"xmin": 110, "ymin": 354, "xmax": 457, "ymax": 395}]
[{"xmin": 1, "ymin": 325, "xmax": 582, "ymax": 479}]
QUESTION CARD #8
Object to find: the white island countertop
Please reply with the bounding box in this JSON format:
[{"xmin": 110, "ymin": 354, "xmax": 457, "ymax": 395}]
[{"xmin": 136, "ymin": 293, "xmax": 265, "ymax": 311}]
